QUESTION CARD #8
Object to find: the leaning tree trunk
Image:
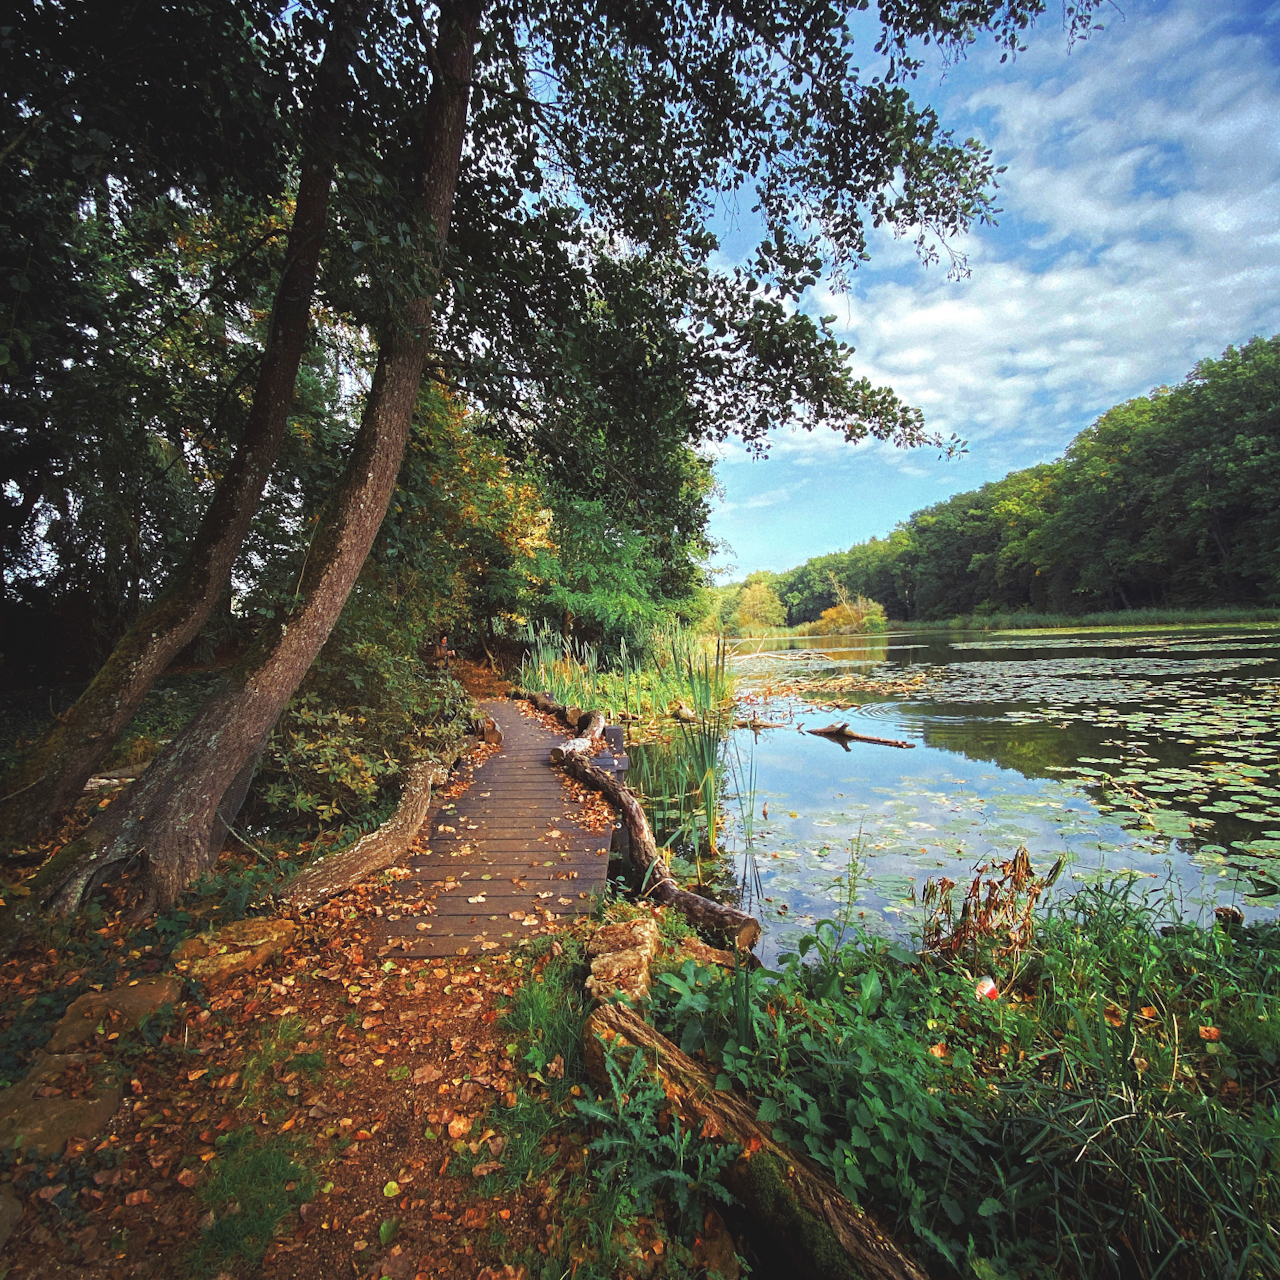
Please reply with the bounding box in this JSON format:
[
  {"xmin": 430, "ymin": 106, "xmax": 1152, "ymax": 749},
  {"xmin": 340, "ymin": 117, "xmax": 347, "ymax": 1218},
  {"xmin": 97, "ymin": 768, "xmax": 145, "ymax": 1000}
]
[
  {"xmin": 0, "ymin": 0, "xmax": 369, "ymax": 857},
  {"xmin": 17, "ymin": 0, "xmax": 484, "ymax": 922}
]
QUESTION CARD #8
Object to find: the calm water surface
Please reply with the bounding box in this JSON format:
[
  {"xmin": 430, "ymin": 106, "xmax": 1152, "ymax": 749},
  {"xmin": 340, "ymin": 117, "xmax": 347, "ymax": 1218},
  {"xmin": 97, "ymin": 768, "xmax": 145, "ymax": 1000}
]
[{"xmin": 632, "ymin": 626, "xmax": 1280, "ymax": 962}]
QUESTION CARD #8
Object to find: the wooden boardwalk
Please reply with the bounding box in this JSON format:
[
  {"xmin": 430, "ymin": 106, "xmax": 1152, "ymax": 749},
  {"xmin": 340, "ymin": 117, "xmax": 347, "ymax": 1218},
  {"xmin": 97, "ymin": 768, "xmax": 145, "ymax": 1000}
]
[{"xmin": 374, "ymin": 699, "xmax": 611, "ymax": 958}]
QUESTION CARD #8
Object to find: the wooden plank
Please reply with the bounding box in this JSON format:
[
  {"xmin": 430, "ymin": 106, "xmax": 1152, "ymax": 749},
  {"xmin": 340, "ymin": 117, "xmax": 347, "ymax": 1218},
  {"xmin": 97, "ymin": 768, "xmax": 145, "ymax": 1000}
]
[{"xmin": 372, "ymin": 697, "xmax": 611, "ymax": 958}]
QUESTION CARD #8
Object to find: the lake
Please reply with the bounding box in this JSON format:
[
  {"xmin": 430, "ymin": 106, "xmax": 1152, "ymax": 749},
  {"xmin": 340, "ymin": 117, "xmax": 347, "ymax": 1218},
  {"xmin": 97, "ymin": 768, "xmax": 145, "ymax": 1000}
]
[{"xmin": 630, "ymin": 625, "xmax": 1280, "ymax": 962}]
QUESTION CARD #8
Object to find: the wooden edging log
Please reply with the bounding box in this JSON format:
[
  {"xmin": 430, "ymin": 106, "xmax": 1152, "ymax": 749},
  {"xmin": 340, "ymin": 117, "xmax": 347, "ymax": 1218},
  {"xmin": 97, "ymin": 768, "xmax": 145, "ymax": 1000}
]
[
  {"xmin": 808, "ymin": 722, "xmax": 914, "ymax": 749},
  {"xmin": 584, "ymin": 1000, "xmax": 927, "ymax": 1280},
  {"xmin": 561, "ymin": 747, "xmax": 761, "ymax": 952},
  {"xmin": 549, "ymin": 710, "xmax": 605, "ymax": 764},
  {"xmin": 516, "ymin": 689, "xmax": 762, "ymax": 950},
  {"xmin": 281, "ymin": 749, "xmax": 459, "ymax": 909}
]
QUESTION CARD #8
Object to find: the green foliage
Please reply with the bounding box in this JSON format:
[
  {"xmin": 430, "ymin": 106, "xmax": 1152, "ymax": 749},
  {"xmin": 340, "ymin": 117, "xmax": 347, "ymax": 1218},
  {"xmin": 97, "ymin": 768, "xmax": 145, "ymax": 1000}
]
[
  {"xmin": 770, "ymin": 336, "xmax": 1280, "ymax": 623},
  {"xmin": 734, "ymin": 577, "xmax": 787, "ymax": 631},
  {"xmin": 518, "ymin": 623, "xmax": 733, "ymax": 724},
  {"xmin": 648, "ymin": 887, "xmax": 1280, "ymax": 1276},
  {"xmin": 576, "ymin": 1040, "xmax": 739, "ymax": 1234}
]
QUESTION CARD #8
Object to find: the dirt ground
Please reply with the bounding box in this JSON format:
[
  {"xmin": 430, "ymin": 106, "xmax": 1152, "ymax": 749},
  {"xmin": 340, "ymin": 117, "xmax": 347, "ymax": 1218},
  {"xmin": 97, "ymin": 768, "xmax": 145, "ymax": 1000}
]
[
  {"xmin": 2, "ymin": 880, "xmax": 576, "ymax": 1279},
  {"xmin": 0, "ymin": 676, "xmax": 606, "ymax": 1280}
]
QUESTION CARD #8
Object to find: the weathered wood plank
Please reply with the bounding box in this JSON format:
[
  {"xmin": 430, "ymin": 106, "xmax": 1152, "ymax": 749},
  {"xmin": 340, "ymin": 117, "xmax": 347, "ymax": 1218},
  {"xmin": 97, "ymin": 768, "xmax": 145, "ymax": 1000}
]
[{"xmin": 374, "ymin": 699, "xmax": 611, "ymax": 959}]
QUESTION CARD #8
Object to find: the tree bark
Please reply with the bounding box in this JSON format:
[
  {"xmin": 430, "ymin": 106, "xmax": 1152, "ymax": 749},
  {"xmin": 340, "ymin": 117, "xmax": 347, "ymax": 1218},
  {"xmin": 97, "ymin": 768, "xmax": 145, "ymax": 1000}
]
[
  {"xmin": 22, "ymin": 1, "xmax": 484, "ymax": 920},
  {"xmin": 0, "ymin": 1, "xmax": 370, "ymax": 856},
  {"xmin": 583, "ymin": 1001, "xmax": 928, "ymax": 1280}
]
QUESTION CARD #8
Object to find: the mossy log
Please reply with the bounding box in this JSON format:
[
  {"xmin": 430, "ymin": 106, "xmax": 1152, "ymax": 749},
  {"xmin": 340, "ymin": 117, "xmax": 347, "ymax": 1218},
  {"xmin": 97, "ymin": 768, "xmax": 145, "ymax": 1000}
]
[{"xmin": 584, "ymin": 1001, "xmax": 927, "ymax": 1280}]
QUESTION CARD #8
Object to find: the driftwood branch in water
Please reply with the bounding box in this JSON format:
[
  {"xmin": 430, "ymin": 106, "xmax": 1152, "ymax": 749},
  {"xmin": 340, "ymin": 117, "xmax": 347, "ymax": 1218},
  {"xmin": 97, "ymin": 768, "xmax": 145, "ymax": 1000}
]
[
  {"xmin": 282, "ymin": 753, "xmax": 454, "ymax": 909},
  {"xmin": 584, "ymin": 1001, "xmax": 927, "ymax": 1280},
  {"xmin": 808, "ymin": 722, "xmax": 914, "ymax": 749}
]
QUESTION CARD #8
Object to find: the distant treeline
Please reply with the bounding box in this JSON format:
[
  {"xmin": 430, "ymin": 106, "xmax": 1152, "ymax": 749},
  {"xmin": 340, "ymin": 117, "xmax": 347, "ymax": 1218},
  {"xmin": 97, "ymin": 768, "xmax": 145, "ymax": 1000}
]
[{"xmin": 731, "ymin": 335, "xmax": 1280, "ymax": 625}]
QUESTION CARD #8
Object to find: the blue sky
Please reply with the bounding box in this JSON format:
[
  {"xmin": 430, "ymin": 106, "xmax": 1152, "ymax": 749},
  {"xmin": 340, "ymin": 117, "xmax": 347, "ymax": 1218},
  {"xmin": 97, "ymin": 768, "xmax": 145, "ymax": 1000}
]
[{"xmin": 706, "ymin": 0, "xmax": 1280, "ymax": 578}]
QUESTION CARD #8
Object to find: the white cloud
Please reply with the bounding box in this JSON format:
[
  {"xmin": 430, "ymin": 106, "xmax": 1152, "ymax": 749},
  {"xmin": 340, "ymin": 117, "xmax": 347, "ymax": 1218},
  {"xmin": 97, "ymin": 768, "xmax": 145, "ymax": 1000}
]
[
  {"xmin": 802, "ymin": 0, "xmax": 1280, "ymax": 464},
  {"xmin": 708, "ymin": 0, "xmax": 1280, "ymax": 573}
]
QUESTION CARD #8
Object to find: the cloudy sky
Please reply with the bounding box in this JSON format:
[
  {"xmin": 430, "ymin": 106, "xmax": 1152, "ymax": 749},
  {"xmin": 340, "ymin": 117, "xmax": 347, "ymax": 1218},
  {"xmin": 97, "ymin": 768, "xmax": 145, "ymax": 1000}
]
[{"xmin": 708, "ymin": 0, "xmax": 1280, "ymax": 578}]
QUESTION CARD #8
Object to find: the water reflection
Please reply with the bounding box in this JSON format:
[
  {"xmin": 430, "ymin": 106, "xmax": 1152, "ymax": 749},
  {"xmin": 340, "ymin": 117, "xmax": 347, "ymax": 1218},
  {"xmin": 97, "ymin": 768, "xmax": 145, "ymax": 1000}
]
[{"xmin": 628, "ymin": 626, "xmax": 1280, "ymax": 963}]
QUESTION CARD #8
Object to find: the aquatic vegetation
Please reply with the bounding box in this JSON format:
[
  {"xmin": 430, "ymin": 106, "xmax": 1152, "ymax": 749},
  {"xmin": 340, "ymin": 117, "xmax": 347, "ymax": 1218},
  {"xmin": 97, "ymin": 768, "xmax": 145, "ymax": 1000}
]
[
  {"xmin": 518, "ymin": 623, "xmax": 734, "ymax": 725},
  {"xmin": 649, "ymin": 881, "xmax": 1280, "ymax": 1277}
]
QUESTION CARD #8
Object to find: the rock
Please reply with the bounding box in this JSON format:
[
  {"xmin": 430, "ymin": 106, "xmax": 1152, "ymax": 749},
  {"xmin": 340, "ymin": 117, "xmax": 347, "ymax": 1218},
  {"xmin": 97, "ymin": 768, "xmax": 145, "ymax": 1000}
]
[
  {"xmin": 673, "ymin": 937, "xmax": 735, "ymax": 969},
  {"xmin": 584, "ymin": 946, "xmax": 651, "ymax": 1004},
  {"xmin": 171, "ymin": 917, "xmax": 298, "ymax": 985},
  {"xmin": 0, "ymin": 1054, "xmax": 122, "ymax": 1157},
  {"xmin": 693, "ymin": 1207, "xmax": 740, "ymax": 1280},
  {"xmin": 46, "ymin": 976, "xmax": 184, "ymax": 1052},
  {"xmin": 0, "ymin": 1184, "xmax": 23, "ymax": 1253},
  {"xmin": 586, "ymin": 917, "xmax": 660, "ymax": 961}
]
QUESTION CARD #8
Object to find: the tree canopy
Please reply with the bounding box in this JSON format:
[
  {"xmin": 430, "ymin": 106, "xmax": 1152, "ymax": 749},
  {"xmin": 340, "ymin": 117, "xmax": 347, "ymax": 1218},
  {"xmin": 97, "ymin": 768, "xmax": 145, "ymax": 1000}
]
[
  {"xmin": 2, "ymin": 0, "xmax": 1110, "ymax": 912},
  {"xmin": 762, "ymin": 335, "xmax": 1280, "ymax": 624}
]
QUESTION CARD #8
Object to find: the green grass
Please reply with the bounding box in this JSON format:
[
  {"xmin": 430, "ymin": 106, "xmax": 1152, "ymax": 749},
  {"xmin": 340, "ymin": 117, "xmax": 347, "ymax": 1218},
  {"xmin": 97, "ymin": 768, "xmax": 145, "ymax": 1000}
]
[
  {"xmin": 186, "ymin": 1127, "xmax": 315, "ymax": 1276},
  {"xmin": 889, "ymin": 604, "xmax": 1280, "ymax": 633}
]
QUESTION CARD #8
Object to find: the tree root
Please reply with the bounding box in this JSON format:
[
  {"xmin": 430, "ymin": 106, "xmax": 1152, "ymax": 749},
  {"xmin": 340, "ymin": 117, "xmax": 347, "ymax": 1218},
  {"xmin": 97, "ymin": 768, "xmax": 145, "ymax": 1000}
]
[{"xmin": 281, "ymin": 753, "xmax": 454, "ymax": 910}]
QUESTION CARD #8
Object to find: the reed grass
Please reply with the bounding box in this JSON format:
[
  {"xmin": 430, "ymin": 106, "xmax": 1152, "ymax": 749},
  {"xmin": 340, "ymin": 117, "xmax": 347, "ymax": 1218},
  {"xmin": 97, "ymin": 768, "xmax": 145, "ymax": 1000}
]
[{"xmin": 517, "ymin": 623, "xmax": 734, "ymax": 723}]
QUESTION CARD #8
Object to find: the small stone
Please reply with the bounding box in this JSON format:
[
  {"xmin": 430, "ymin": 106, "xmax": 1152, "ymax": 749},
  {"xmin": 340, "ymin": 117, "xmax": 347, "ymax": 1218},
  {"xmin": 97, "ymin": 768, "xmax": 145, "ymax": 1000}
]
[
  {"xmin": 46, "ymin": 977, "xmax": 184, "ymax": 1052},
  {"xmin": 586, "ymin": 917, "xmax": 660, "ymax": 961},
  {"xmin": 0, "ymin": 1055, "xmax": 123, "ymax": 1157},
  {"xmin": 170, "ymin": 918, "xmax": 298, "ymax": 985}
]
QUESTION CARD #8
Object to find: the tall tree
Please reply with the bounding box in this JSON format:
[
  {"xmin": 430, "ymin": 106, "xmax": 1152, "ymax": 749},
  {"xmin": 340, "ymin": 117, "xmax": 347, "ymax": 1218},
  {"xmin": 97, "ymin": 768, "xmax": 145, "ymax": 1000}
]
[
  {"xmin": 34, "ymin": 0, "xmax": 485, "ymax": 915},
  {"xmin": 14, "ymin": 0, "xmax": 1109, "ymax": 924},
  {"xmin": 0, "ymin": 0, "xmax": 372, "ymax": 854}
]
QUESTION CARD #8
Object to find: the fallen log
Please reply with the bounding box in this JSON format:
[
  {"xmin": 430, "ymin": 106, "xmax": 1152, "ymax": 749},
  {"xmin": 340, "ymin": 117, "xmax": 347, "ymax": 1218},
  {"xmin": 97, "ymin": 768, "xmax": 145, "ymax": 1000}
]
[
  {"xmin": 808, "ymin": 722, "xmax": 914, "ymax": 749},
  {"xmin": 732, "ymin": 718, "xmax": 789, "ymax": 731},
  {"xmin": 549, "ymin": 709, "xmax": 606, "ymax": 764},
  {"xmin": 516, "ymin": 689, "xmax": 762, "ymax": 949},
  {"xmin": 584, "ymin": 1001, "xmax": 927, "ymax": 1280},
  {"xmin": 560, "ymin": 749, "xmax": 760, "ymax": 951},
  {"xmin": 281, "ymin": 753, "xmax": 453, "ymax": 909}
]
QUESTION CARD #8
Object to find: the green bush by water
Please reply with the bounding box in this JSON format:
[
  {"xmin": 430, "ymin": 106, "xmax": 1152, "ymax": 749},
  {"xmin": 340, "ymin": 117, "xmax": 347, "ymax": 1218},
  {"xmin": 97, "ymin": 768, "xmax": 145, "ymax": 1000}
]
[{"xmin": 649, "ymin": 882, "xmax": 1280, "ymax": 1277}]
